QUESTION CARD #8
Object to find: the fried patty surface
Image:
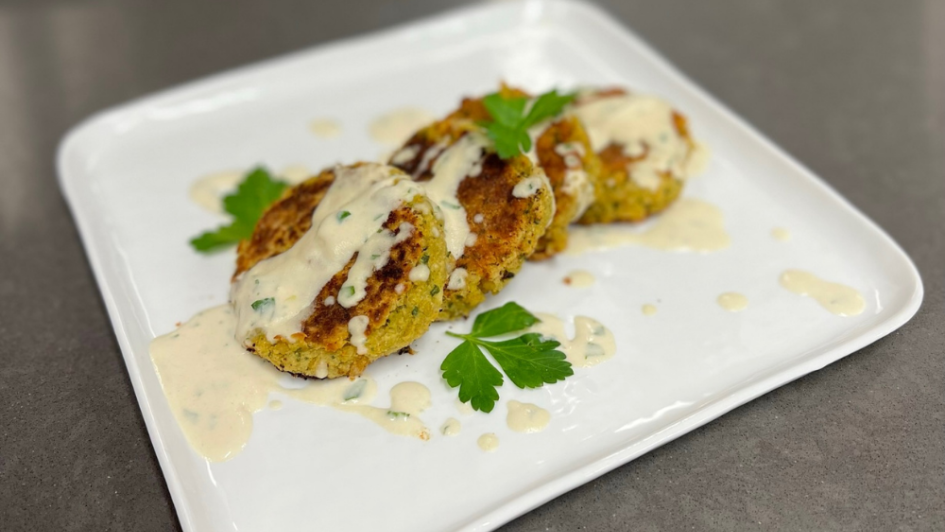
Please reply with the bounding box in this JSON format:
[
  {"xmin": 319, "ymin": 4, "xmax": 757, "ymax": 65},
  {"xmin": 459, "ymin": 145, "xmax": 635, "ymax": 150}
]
[
  {"xmin": 234, "ymin": 164, "xmax": 448, "ymax": 378},
  {"xmin": 393, "ymin": 85, "xmax": 601, "ymax": 260},
  {"xmin": 573, "ymin": 88, "xmax": 695, "ymax": 224},
  {"xmin": 531, "ymin": 115, "xmax": 601, "ymax": 259},
  {"xmin": 389, "ymin": 90, "xmax": 554, "ymax": 318}
]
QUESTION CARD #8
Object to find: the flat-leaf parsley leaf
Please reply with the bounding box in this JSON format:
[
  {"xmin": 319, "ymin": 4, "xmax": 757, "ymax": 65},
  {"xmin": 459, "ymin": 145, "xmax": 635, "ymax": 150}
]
[
  {"xmin": 471, "ymin": 301, "xmax": 539, "ymax": 338},
  {"xmin": 190, "ymin": 167, "xmax": 287, "ymax": 253},
  {"xmin": 441, "ymin": 341, "xmax": 504, "ymax": 413},
  {"xmin": 481, "ymin": 89, "xmax": 575, "ymax": 159},
  {"xmin": 479, "ymin": 333, "xmax": 571, "ymax": 389},
  {"xmin": 441, "ymin": 302, "xmax": 572, "ymax": 412}
]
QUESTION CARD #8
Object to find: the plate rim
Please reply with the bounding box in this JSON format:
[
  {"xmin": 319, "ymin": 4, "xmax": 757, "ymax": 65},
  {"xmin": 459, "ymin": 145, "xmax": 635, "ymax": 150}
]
[{"xmin": 55, "ymin": 1, "xmax": 925, "ymax": 531}]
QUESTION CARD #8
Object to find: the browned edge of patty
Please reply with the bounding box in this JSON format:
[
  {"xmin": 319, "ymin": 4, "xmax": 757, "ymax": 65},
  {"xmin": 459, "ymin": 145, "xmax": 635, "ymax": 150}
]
[
  {"xmin": 233, "ymin": 168, "xmax": 336, "ymax": 279},
  {"xmin": 575, "ymin": 87, "xmax": 695, "ymax": 224},
  {"xmin": 531, "ymin": 115, "xmax": 601, "ymax": 259}
]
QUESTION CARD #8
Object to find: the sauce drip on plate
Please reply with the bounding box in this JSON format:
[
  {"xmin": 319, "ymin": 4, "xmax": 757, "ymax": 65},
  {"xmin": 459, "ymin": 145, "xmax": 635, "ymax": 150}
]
[
  {"xmin": 779, "ymin": 270, "xmax": 865, "ymax": 316},
  {"xmin": 566, "ymin": 198, "xmax": 730, "ymax": 254}
]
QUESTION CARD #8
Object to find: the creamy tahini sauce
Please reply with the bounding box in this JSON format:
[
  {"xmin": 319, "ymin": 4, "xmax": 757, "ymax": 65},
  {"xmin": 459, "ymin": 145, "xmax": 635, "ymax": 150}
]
[
  {"xmin": 369, "ymin": 107, "xmax": 435, "ymax": 145},
  {"xmin": 717, "ymin": 292, "xmax": 748, "ymax": 312},
  {"xmin": 231, "ymin": 164, "xmax": 421, "ymax": 343},
  {"xmin": 566, "ymin": 198, "xmax": 730, "ymax": 255},
  {"xmin": 412, "ymin": 138, "xmax": 448, "ymax": 178},
  {"xmin": 506, "ymin": 401, "xmax": 550, "ymax": 433},
  {"xmin": 423, "ymin": 132, "xmax": 489, "ymax": 259},
  {"xmin": 512, "ymin": 175, "xmax": 545, "ymax": 198},
  {"xmin": 779, "ymin": 270, "xmax": 865, "ymax": 316},
  {"xmin": 189, "ymin": 170, "xmax": 243, "ymax": 214},
  {"xmin": 190, "ymin": 166, "xmax": 311, "ymax": 215},
  {"xmin": 562, "ymin": 166, "xmax": 594, "ymax": 221},
  {"xmin": 571, "ymin": 94, "xmax": 694, "ymax": 189},
  {"xmin": 772, "ymin": 227, "xmax": 792, "ymax": 241},
  {"xmin": 339, "ymin": 222, "xmax": 415, "ymax": 308},
  {"xmin": 642, "ymin": 304, "xmax": 658, "ymax": 316},
  {"xmin": 409, "ymin": 263, "xmax": 430, "ymax": 282},
  {"xmin": 477, "ymin": 433, "xmax": 499, "ymax": 452},
  {"xmin": 149, "ymin": 305, "xmax": 377, "ymax": 462},
  {"xmin": 440, "ymin": 418, "xmax": 461, "ymax": 436},
  {"xmin": 563, "ymin": 270, "xmax": 596, "ymax": 287},
  {"xmin": 447, "ymin": 268, "xmax": 468, "ymax": 290},
  {"xmin": 529, "ymin": 313, "xmax": 616, "ymax": 368},
  {"xmin": 464, "ymin": 232, "xmax": 478, "ymax": 247},
  {"xmin": 390, "ymin": 145, "xmax": 420, "ymax": 165},
  {"xmin": 347, "ymin": 316, "xmax": 370, "ymax": 355},
  {"xmin": 338, "ymin": 382, "xmax": 432, "ymax": 440},
  {"xmin": 309, "ymin": 118, "xmax": 342, "ymax": 138}
]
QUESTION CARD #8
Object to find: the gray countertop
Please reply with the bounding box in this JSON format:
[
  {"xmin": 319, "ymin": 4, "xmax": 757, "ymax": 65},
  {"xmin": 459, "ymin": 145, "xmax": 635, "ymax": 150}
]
[{"xmin": 1, "ymin": 0, "xmax": 942, "ymax": 530}]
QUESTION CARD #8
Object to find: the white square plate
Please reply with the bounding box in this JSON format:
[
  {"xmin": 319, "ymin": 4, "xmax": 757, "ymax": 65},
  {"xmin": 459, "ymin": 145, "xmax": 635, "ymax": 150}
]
[{"xmin": 57, "ymin": 1, "xmax": 923, "ymax": 531}]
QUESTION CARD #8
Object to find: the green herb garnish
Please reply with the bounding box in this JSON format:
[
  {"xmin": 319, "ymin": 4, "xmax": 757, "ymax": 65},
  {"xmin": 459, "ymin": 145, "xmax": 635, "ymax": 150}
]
[
  {"xmin": 337, "ymin": 210, "xmax": 351, "ymax": 222},
  {"xmin": 481, "ymin": 90, "xmax": 575, "ymax": 159},
  {"xmin": 190, "ymin": 167, "xmax": 287, "ymax": 252},
  {"xmin": 343, "ymin": 380, "xmax": 367, "ymax": 402},
  {"xmin": 251, "ymin": 297, "xmax": 274, "ymax": 311},
  {"xmin": 441, "ymin": 302, "xmax": 572, "ymax": 413}
]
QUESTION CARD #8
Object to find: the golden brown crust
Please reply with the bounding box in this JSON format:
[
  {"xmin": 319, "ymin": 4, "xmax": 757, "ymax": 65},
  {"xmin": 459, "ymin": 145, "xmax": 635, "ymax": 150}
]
[
  {"xmin": 531, "ymin": 115, "xmax": 602, "ymax": 259},
  {"xmin": 443, "ymin": 152, "xmax": 553, "ymax": 318},
  {"xmin": 233, "ymin": 165, "xmax": 449, "ymax": 379},
  {"xmin": 388, "ymin": 88, "xmax": 554, "ymax": 319},
  {"xmin": 298, "ymin": 205, "xmax": 426, "ymax": 351},
  {"xmin": 392, "ymin": 85, "xmax": 530, "ymax": 180},
  {"xmin": 234, "ymin": 169, "xmax": 334, "ymax": 279}
]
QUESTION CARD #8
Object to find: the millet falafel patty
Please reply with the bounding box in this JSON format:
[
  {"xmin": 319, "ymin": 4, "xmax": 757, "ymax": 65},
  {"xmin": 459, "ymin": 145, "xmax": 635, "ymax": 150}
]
[
  {"xmin": 231, "ymin": 163, "xmax": 449, "ymax": 379},
  {"xmin": 571, "ymin": 88, "xmax": 698, "ymax": 224},
  {"xmin": 390, "ymin": 115, "xmax": 554, "ymax": 319}
]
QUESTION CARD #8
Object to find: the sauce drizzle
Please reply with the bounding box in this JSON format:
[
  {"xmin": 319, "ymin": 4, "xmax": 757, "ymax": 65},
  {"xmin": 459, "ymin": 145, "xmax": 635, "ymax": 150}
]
[
  {"xmin": 566, "ymin": 198, "xmax": 730, "ymax": 255},
  {"xmin": 369, "ymin": 107, "xmax": 435, "ymax": 146},
  {"xmin": 772, "ymin": 227, "xmax": 792, "ymax": 241},
  {"xmin": 717, "ymin": 292, "xmax": 748, "ymax": 312},
  {"xmin": 230, "ymin": 164, "xmax": 419, "ymax": 342},
  {"xmin": 440, "ymin": 418, "xmax": 461, "ymax": 436},
  {"xmin": 529, "ymin": 313, "xmax": 616, "ymax": 368},
  {"xmin": 779, "ymin": 269, "xmax": 865, "ymax": 316},
  {"xmin": 571, "ymin": 94, "xmax": 695, "ymax": 189},
  {"xmin": 310, "ymin": 119, "xmax": 342, "ymax": 138},
  {"xmin": 477, "ymin": 433, "xmax": 499, "ymax": 452},
  {"xmin": 149, "ymin": 305, "xmax": 378, "ymax": 462},
  {"xmin": 506, "ymin": 401, "xmax": 550, "ymax": 433}
]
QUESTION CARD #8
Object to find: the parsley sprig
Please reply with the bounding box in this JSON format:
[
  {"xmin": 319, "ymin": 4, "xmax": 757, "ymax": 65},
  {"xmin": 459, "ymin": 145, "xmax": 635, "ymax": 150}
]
[
  {"xmin": 190, "ymin": 167, "xmax": 287, "ymax": 253},
  {"xmin": 481, "ymin": 89, "xmax": 575, "ymax": 159},
  {"xmin": 441, "ymin": 302, "xmax": 573, "ymax": 413}
]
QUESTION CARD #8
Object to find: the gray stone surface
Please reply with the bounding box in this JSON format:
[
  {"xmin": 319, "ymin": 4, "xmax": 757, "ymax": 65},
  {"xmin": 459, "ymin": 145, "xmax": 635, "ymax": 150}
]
[{"xmin": 0, "ymin": 0, "xmax": 941, "ymax": 530}]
